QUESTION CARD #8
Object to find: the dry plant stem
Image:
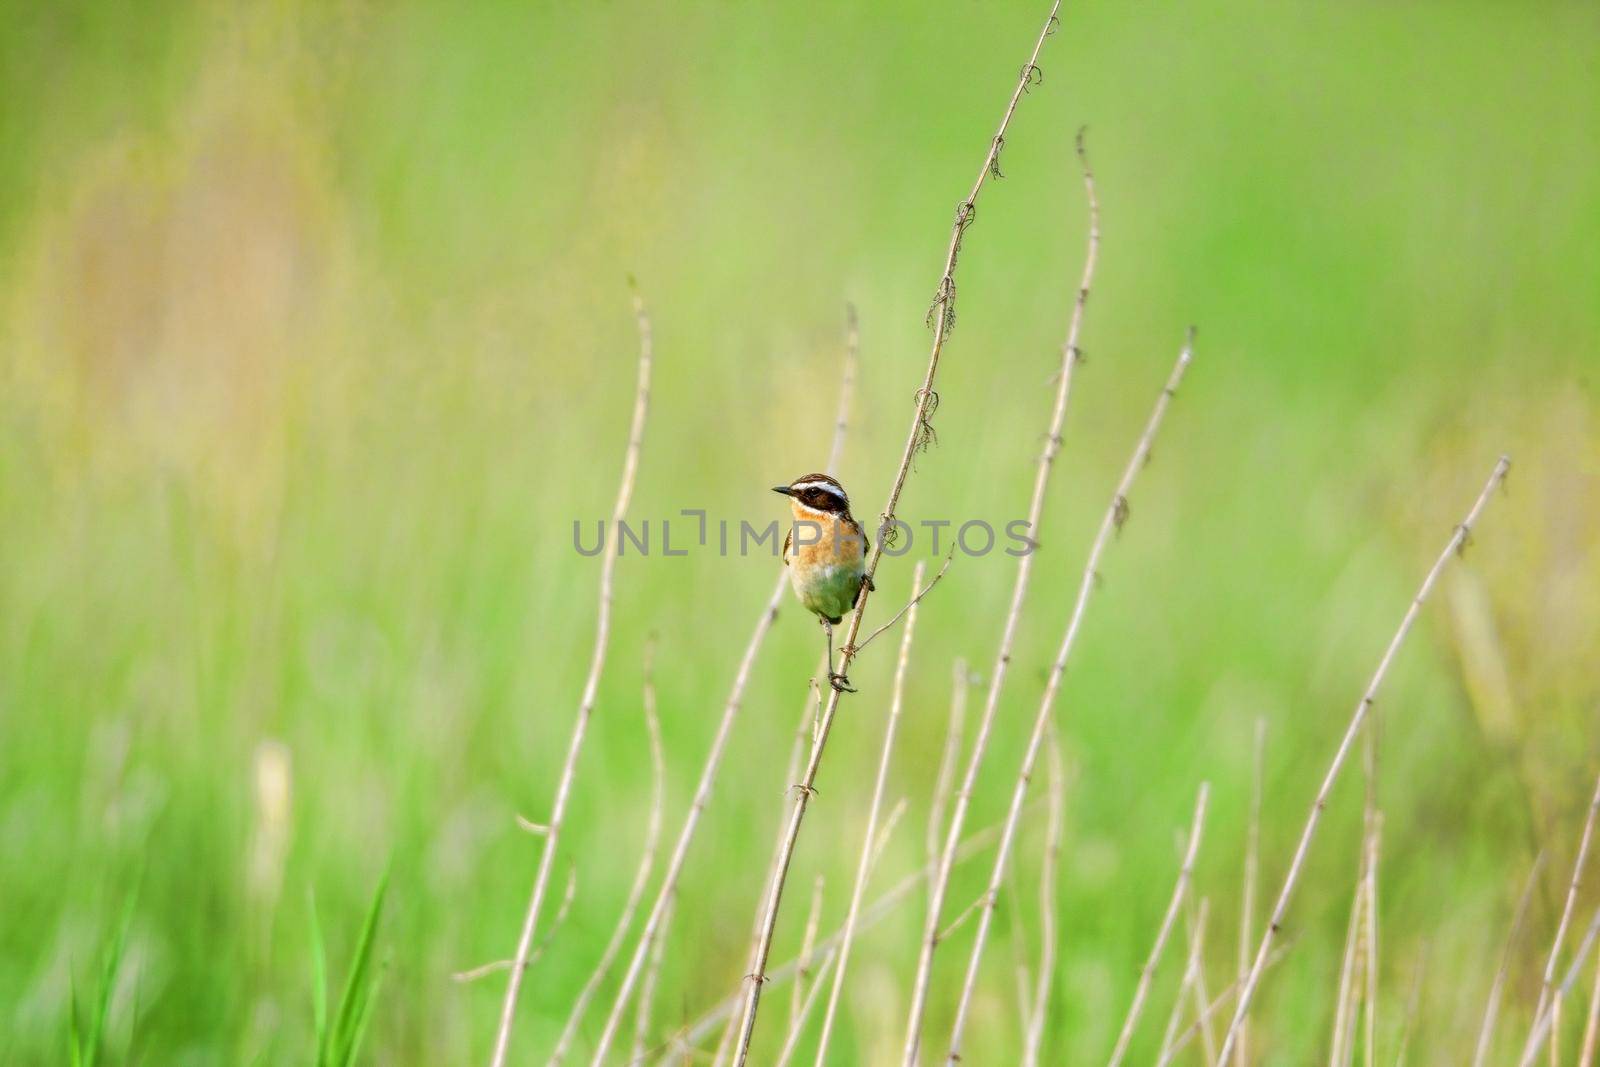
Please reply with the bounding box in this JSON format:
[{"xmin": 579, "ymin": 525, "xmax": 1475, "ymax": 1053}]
[
  {"xmin": 590, "ymin": 307, "xmax": 859, "ymax": 1067},
  {"xmin": 1188, "ymin": 896, "xmax": 1219, "ymax": 1066},
  {"xmin": 1580, "ymin": 938, "xmax": 1600, "ymax": 1067},
  {"xmin": 675, "ymin": 805, "xmax": 1038, "ymax": 1051},
  {"xmin": 1236, "ymin": 718, "xmax": 1266, "ymax": 1067},
  {"xmin": 1215, "ymin": 454, "xmax": 1513, "ymax": 1067},
  {"xmin": 854, "ymin": 553, "xmax": 953, "ymax": 655},
  {"xmin": 927, "ymin": 659, "xmax": 971, "ymax": 869},
  {"xmin": 813, "ymin": 562, "xmax": 927, "ymax": 1065},
  {"xmin": 1362, "ymin": 817, "xmax": 1380, "ymax": 1067},
  {"xmin": 1021, "ymin": 733, "xmax": 1067, "ymax": 1067},
  {"xmin": 732, "ymin": 8, "xmax": 1064, "ymax": 1061},
  {"xmin": 1473, "ymin": 852, "xmax": 1546, "ymax": 1067},
  {"xmin": 1330, "ymin": 845, "xmax": 1370, "ymax": 1067},
  {"xmin": 947, "ymin": 339, "xmax": 1195, "ymax": 1066},
  {"xmin": 1522, "ymin": 907, "xmax": 1600, "ymax": 1066},
  {"xmin": 713, "ymin": 663, "xmax": 825, "ymax": 1066},
  {"xmin": 1156, "ymin": 896, "xmax": 1200, "ymax": 1066},
  {"xmin": 630, "ymin": 893, "xmax": 674, "ymax": 1063},
  {"xmin": 1105, "ymin": 783, "xmax": 1211, "ymax": 1067},
  {"xmin": 904, "ymin": 114, "xmax": 1100, "ymax": 1067},
  {"xmin": 547, "ymin": 646, "xmax": 667, "ymax": 1065},
  {"xmin": 792, "ymin": 876, "xmax": 826, "ymax": 1033},
  {"xmin": 773, "ymin": 949, "xmax": 840, "ymax": 1067},
  {"xmin": 1523, "ymin": 770, "xmax": 1600, "ymax": 1063},
  {"xmin": 490, "ymin": 291, "xmax": 653, "ymax": 1067}
]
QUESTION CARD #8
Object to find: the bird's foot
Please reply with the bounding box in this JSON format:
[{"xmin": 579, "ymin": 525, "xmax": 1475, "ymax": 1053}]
[{"xmin": 829, "ymin": 672, "xmax": 856, "ymax": 694}]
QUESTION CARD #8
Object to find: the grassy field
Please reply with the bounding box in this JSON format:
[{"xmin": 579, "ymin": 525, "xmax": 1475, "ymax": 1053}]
[{"xmin": 2, "ymin": 1, "xmax": 1598, "ymax": 1063}]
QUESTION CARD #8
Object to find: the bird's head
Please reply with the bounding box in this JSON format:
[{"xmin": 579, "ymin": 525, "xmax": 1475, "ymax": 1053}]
[{"xmin": 772, "ymin": 473, "xmax": 851, "ymax": 517}]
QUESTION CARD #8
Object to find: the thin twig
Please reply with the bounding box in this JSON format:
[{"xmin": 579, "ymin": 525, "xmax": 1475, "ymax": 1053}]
[
  {"xmin": 631, "ymin": 892, "xmax": 675, "ymax": 1063},
  {"xmin": 814, "ymin": 562, "xmax": 927, "ymax": 1064},
  {"xmin": 927, "ymin": 659, "xmax": 971, "ymax": 870},
  {"xmin": 1522, "ymin": 770, "xmax": 1600, "ymax": 1063},
  {"xmin": 937, "ymin": 891, "xmax": 990, "ymax": 946},
  {"xmin": 791, "ymin": 876, "xmax": 826, "ymax": 1036},
  {"xmin": 1215, "ymin": 455, "xmax": 1513, "ymax": 1066},
  {"xmin": 1196, "ymin": 895, "xmax": 1216, "ymax": 1062},
  {"xmin": 906, "ymin": 118, "xmax": 1100, "ymax": 1067},
  {"xmin": 458, "ymin": 864, "xmax": 580, "ymax": 983},
  {"xmin": 1473, "ymin": 852, "xmax": 1546, "ymax": 1067},
  {"xmin": 773, "ymin": 948, "xmax": 840, "ymax": 1067},
  {"xmin": 853, "ymin": 552, "xmax": 953, "ymax": 655},
  {"xmin": 589, "ymin": 306, "xmax": 860, "ymax": 1067},
  {"xmin": 1522, "ymin": 907, "xmax": 1600, "ymax": 1065},
  {"xmin": 948, "ymin": 337, "xmax": 1197, "ymax": 1066},
  {"xmin": 548, "ymin": 643, "xmax": 668, "ymax": 1065},
  {"xmin": 732, "ymin": 8, "xmax": 1065, "ymax": 1062},
  {"xmin": 1236, "ymin": 718, "xmax": 1266, "ymax": 1067},
  {"xmin": 1021, "ymin": 730, "xmax": 1067, "ymax": 1067},
  {"xmin": 490, "ymin": 289, "xmax": 653, "ymax": 1067},
  {"xmin": 1106, "ymin": 783, "xmax": 1211, "ymax": 1067}
]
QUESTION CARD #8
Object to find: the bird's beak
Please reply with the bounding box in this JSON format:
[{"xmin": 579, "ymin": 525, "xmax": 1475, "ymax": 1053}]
[{"xmin": 771, "ymin": 485, "xmax": 794, "ymax": 496}]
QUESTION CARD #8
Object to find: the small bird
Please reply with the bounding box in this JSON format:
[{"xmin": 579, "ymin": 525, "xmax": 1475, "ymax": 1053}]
[{"xmin": 773, "ymin": 473, "xmax": 874, "ymax": 692}]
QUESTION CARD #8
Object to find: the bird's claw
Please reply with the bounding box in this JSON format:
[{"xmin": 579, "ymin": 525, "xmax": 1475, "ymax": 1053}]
[{"xmin": 829, "ymin": 672, "xmax": 856, "ymax": 694}]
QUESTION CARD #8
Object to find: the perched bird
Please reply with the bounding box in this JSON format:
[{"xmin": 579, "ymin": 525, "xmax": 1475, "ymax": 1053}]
[{"xmin": 773, "ymin": 473, "xmax": 874, "ymax": 691}]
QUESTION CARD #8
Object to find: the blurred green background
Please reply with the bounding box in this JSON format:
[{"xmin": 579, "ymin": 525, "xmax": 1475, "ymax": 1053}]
[{"xmin": 2, "ymin": 1, "xmax": 1598, "ymax": 1063}]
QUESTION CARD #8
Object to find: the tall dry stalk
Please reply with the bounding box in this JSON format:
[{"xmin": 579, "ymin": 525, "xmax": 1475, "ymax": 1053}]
[
  {"xmin": 1235, "ymin": 718, "xmax": 1266, "ymax": 1067},
  {"xmin": 1106, "ymin": 783, "xmax": 1212, "ymax": 1067},
  {"xmin": 731, "ymin": 6, "xmax": 1065, "ymax": 1062},
  {"xmin": 1361, "ymin": 816, "xmax": 1380, "ymax": 1067},
  {"xmin": 812, "ymin": 561, "xmax": 927, "ymax": 1063},
  {"xmin": 547, "ymin": 642, "xmax": 666, "ymax": 1065},
  {"xmin": 927, "ymin": 659, "xmax": 971, "ymax": 870},
  {"xmin": 1473, "ymin": 852, "xmax": 1545, "ymax": 1067},
  {"xmin": 945, "ymin": 338, "xmax": 1196, "ymax": 1065},
  {"xmin": 903, "ymin": 111, "xmax": 1100, "ymax": 1067},
  {"xmin": 490, "ymin": 290, "xmax": 654, "ymax": 1067},
  {"xmin": 791, "ymin": 875, "xmax": 826, "ymax": 1037},
  {"xmin": 1021, "ymin": 731, "xmax": 1067, "ymax": 1067},
  {"xmin": 1215, "ymin": 455, "xmax": 1513, "ymax": 1066},
  {"xmin": 1329, "ymin": 845, "xmax": 1368, "ymax": 1067},
  {"xmin": 709, "ymin": 670, "xmax": 827, "ymax": 1064},
  {"xmin": 588, "ymin": 308, "xmax": 860, "ymax": 1066},
  {"xmin": 629, "ymin": 892, "xmax": 673, "ymax": 1064},
  {"xmin": 1521, "ymin": 769, "xmax": 1600, "ymax": 1064}
]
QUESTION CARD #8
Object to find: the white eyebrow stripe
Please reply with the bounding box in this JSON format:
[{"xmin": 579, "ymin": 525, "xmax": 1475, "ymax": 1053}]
[{"xmin": 790, "ymin": 480, "xmax": 847, "ymax": 501}]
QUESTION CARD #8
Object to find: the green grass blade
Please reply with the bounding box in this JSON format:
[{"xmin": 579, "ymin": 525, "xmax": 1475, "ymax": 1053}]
[
  {"xmin": 308, "ymin": 889, "xmax": 329, "ymax": 1064},
  {"xmin": 329, "ymin": 868, "xmax": 389, "ymax": 1066}
]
